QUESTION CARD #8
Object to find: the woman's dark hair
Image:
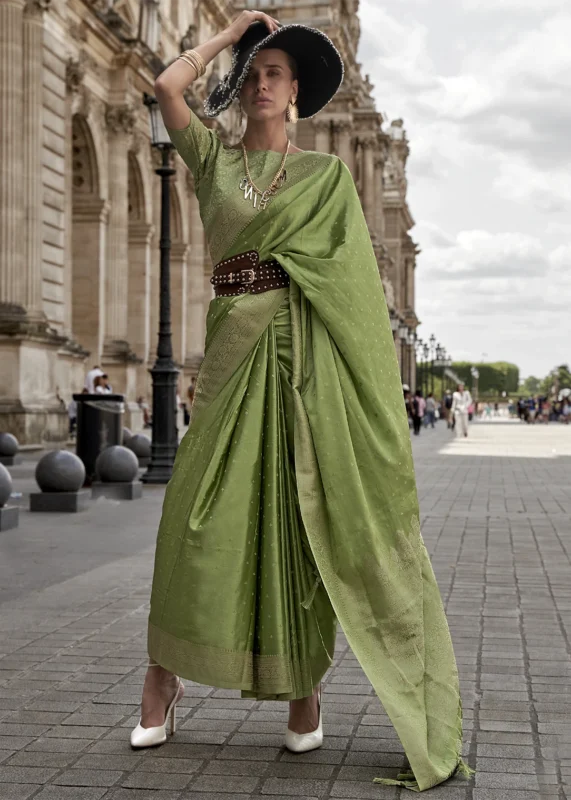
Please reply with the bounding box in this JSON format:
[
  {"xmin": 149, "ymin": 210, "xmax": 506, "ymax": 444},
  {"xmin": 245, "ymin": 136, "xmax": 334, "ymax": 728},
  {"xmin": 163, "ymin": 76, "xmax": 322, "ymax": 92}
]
[{"xmin": 415, "ymin": 389, "xmax": 422, "ymax": 397}]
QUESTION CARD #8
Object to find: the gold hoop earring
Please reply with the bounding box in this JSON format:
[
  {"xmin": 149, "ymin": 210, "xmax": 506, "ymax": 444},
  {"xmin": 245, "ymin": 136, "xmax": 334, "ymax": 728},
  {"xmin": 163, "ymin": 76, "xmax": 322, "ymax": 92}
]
[{"xmin": 286, "ymin": 97, "xmax": 298, "ymax": 124}]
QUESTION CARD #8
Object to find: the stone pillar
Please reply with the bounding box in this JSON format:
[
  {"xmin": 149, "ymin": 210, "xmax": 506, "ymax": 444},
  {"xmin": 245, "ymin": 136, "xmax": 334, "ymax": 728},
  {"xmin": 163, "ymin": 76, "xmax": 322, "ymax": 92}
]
[
  {"xmin": 335, "ymin": 121, "xmax": 353, "ymax": 174},
  {"xmin": 72, "ymin": 198, "xmax": 110, "ymax": 361},
  {"xmin": 374, "ymin": 153, "xmax": 385, "ymax": 242},
  {"xmin": 361, "ymin": 136, "xmax": 376, "ymax": 233},
  {"xmin": 102, "ymin": 104, "xmax": 141, "ymax": 400},
  {"xmin": 313, "ymin": 119, "xmax": 330, "ymax": 153},
  {"xmin": 23, "ymin": 0, "xmax": 49, "ymax": 318},
  {"xmin": 0, "ymin": 0, "xmax": 26, "ymax": 311},
  {"xmin": 103, "ymin": 103, "xmax": 135, "ymax": 352},
  {"xmin": 184, "ymin": 186, "xmax": 205, "ymax": 380},
  {"xmin": 0, "ymin": 0, "xmax": 69, "ymax": 445},
  {"xmin": 127, "ymin": 221, "xmax": 154, "ymax": 365}
]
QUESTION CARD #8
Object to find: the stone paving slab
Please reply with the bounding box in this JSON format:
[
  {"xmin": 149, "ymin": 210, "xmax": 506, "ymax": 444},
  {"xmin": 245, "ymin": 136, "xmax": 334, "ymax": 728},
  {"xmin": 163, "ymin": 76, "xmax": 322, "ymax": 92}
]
[{"xmin": 0, "ymin": 422, "xmax": 570, "ymax": 798}]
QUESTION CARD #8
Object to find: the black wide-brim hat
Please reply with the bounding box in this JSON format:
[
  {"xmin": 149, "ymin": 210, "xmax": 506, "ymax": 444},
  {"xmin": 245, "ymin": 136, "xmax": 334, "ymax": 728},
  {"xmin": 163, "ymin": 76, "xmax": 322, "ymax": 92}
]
[{"xmin": 204, "ymin": 22, "xmax": 344, "ymax": 120}]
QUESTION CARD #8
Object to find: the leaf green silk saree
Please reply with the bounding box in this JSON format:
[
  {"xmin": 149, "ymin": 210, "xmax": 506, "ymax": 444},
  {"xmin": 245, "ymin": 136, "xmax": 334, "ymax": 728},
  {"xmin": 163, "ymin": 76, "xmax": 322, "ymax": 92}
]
[{"xmin": 148, "ymin": 112, "xmax": 471, "ymax": 791}]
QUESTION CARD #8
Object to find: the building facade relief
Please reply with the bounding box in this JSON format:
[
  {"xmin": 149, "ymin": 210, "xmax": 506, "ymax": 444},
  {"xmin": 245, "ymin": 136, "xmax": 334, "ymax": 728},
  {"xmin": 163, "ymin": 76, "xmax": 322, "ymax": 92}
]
[{"xmin": 0, "ymin": 0, "xmax": 419, "ymax": 443}]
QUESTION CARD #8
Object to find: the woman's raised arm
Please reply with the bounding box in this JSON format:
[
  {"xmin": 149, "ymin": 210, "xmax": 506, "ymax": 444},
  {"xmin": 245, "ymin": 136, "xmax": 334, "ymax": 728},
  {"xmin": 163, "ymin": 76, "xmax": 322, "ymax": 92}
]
[{"xmin": 154, "ymin": 11, "xmax": 281, "ymax": 130}]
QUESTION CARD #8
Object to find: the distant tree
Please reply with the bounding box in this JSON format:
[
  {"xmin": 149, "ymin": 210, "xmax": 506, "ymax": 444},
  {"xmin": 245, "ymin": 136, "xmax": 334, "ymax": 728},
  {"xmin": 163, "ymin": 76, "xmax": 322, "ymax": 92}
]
[
  {"xmin": 452, "ymin": 361, "xmax": 519, "ymax": 394},
  {"xmin": 519, "ymin": 376, "xmax": 541, "ymax": 395},
  {"xmin": 540, "ymin": 364, "xmax": 571, "ymax": 398}
]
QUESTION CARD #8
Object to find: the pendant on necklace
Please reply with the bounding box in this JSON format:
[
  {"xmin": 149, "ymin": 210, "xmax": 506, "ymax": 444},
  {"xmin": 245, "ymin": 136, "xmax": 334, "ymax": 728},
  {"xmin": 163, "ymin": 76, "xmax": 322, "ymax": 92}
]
[{"xmin": 239, "ymin": 170, "xmax": 287, "ymax": 211}]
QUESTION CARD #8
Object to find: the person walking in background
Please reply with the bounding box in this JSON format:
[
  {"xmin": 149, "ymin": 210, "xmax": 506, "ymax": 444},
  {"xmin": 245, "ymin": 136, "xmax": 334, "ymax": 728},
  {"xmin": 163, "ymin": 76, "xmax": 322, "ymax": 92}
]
[
  {"xmin": 94, "ymin": 374, "xmax": 112, "ymax": 394},
  {"xmin": 84, "ymin": 365, "xmax": 104, "ymax": 393},
  {"xmin": 68, "ymin": 396, "xmax": 78, "ymax": 436},
  {"xmin": 424, "ymin": 392, "xmax": 436, "ymax": 429},
  {"xmin": 444, "ymin": 391, "xmax": 453, "ymax": 428},
  {"xmin": 411, "ymin": 388, "xmax": 425, "ymax": 435},
  {"xmin": 452, "ymin": 382, "xmax": 473, "ymax": 438},
  {"xmin": 403, "ymin": 388, "xmax": 414, "ymax": 428}
]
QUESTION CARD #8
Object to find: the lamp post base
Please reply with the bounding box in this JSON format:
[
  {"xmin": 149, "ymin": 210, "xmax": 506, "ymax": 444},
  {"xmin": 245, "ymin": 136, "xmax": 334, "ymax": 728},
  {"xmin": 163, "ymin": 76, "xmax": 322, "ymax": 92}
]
[{"xmin": 141, "ymin": 361, "xmax": 179, "ymax": 485}]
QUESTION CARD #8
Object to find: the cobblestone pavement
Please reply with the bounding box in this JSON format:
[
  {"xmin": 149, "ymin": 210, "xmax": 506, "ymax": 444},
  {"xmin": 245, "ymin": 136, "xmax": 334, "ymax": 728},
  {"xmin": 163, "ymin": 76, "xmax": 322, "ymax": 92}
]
[{"xmin": 1, "ymin": 421, "xmax": 570, "ymax": 800}]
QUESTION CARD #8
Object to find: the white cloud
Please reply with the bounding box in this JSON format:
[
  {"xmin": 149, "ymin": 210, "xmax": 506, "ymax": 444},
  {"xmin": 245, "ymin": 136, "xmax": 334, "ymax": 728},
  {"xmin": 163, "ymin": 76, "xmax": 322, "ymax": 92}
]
[
  {"xmin": 462, "ymin": 0, "xmax": 568, "ymax": 12},
  {"xmin": 358, "ymin": 2, "xmax": 571, "ymax": 375}
]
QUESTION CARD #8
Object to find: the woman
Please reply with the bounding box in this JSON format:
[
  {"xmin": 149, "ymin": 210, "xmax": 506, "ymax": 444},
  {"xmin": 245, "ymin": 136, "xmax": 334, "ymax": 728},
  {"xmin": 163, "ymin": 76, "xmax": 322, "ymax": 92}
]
[
  {"xmin": 451, "ymin": 383, "xmax": 473, "ymax": 438},
  {"xmin": 412, "ymin": 389, "xmax": 425, "ymax": 435},
  {"xmin": 132, "ymin": 11, "xmax": 471, "ymax": 791},
  {"xmin": 424, "ymin": 392, "xmax": 436, "ymax": 429}
]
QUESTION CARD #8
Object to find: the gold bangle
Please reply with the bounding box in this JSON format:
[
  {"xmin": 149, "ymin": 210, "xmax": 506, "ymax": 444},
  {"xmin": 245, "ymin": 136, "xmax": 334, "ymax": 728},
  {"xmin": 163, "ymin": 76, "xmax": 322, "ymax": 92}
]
[
  {"xmin": 179, "ymin": 49, "xmax": 206, "ymax": 78},
  {"xmin": 178, "ymin": 53, "xmax": 201, "ymax": 77},
  {"xmin": 181, "ymin": 54, "xmax": 204, "ymax": 79},
  {"xmin": 186, "ymin": 49, "xmax": 206, "ymax": 75},
  {"xmin": 181, "ymin": 53, "xmax": 204, "ymax": 78}
]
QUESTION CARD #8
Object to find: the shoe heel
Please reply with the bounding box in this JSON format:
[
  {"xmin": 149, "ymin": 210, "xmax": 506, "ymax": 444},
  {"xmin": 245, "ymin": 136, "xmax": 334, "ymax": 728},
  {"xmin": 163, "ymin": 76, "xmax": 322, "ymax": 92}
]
[{"xmin": 170, "ymin": 704, "xmax": 177, "ymax": 735}]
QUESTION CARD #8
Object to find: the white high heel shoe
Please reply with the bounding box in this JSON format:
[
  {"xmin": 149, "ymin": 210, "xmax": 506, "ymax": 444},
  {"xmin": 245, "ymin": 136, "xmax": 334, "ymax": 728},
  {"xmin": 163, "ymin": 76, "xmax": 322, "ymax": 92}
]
[
  {"xmin": 130, "ymin": 664, "xmax": 182, "ymax": 749},
  {"xmin": 285, "ymin": 685, "xmax": 323, "ymax": 753}
]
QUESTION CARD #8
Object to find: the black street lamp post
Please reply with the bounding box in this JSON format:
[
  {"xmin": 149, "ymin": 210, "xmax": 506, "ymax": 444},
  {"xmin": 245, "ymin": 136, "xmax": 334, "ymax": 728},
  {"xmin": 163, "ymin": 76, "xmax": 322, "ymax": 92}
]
[
  {"xmin": 422, "ymin": 343, "xmax": 429, "ymax": 396},
  {"xmin": 142, "ymin": 94, "xmax": 179, "ymax": 484},
  {"xmin": 429, "ymin": 334, "xmax": 436, "ymax": 395}
]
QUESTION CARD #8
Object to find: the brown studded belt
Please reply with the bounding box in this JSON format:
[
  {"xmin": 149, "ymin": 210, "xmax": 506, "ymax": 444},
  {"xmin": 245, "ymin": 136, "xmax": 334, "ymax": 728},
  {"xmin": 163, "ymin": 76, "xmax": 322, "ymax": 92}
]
[{"xmin": 210, "ymin": 249, "xmax": 290, "ymax": 297}]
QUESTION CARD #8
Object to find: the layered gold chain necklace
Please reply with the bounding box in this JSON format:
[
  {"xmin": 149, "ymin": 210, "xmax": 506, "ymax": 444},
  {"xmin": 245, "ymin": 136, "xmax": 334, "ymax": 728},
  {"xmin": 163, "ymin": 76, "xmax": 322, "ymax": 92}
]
[{"xmin": 239, "ymin": 138, "xmax": 290, "ymax": 211}]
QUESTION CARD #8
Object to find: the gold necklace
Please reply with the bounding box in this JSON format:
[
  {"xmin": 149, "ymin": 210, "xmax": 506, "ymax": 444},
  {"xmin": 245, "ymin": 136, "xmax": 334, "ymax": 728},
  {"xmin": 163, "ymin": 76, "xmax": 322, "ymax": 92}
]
[{"xmin": 239, "ymin": 138, "xmax": 290, "ymax": 211}]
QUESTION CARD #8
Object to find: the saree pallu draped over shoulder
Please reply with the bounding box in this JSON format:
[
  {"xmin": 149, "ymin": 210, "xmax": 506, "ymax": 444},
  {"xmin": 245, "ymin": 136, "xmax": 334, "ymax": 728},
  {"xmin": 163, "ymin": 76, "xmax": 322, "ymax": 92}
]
[{"xmin": 148, "ymin": 148, "xmax": 472, "ymax": 791}]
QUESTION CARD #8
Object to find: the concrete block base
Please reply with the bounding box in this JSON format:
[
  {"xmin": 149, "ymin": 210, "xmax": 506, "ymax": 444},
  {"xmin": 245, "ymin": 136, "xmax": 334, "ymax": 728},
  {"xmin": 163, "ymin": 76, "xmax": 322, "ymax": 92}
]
[
  {"xmin": 91, "ymin": 481, "xmax": 143, "ymax": 500},
  {"xmin": 30, "ymin": 490, "xmax": 89, "ymax": 512},
  {"xmin": 0, "ymin": 455, "xmax": 23, "ymax": 466},
  {"xmin": 0, "ymin": 505, "xmax": 19, "ymax": 531}
]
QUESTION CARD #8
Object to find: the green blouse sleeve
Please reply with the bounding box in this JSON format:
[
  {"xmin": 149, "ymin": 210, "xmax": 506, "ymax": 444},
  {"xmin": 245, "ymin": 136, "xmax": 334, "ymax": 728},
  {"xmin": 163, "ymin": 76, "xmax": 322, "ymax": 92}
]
[{"xmin": 166, "ymin": 109, "xmax": 222, "ymax": 188}]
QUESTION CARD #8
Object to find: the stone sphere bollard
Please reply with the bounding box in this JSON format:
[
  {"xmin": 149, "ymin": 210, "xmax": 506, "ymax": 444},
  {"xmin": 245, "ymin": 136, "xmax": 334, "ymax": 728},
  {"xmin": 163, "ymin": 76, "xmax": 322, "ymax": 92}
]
[
  {"xmin": 122, "ymin": 427, "xmax": 133, "ymax": 446},
  {"xmin": 0, "ymin": 462, "xmax": 18, "ymax": 531},
  {"xmin": 36, "ymin": 450, "xmax": 86, "ymax": 492},
  {"xmin": 0, "ymin": 433, "xmax": 18, "ymax": 457},
  {"xmin": 31, "ymin": 450, "xmax": 88, "ymax": 512},
  {"xmin": 92, "ymin": 445, "xmax": 142, "ymax": 500},
  {"xmin": 95, "ymin": 445, "xmax": 139, "ymax": 483},
  {"xmin": 0, "ymin": 463, "xmax": 12, "ymax": 507},
  {"xmin": 126, "ymin": 434, "xmax": 151, "ymax": 466},
  {"xmin": 0, "ymin": 432, "xmax": 21, "ymax": 466}
]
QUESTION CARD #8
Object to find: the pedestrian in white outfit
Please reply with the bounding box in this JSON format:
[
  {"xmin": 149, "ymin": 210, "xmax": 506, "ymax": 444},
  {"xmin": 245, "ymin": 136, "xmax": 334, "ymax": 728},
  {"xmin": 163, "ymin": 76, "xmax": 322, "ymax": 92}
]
[{"xmin": 452, "ymin": 383, "xmax": 473, "ymax": 438}]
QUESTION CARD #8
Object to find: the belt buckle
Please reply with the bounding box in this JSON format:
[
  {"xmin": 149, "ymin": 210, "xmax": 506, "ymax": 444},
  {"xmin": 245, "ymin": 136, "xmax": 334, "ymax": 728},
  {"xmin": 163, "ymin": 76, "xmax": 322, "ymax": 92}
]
[{"xmin": 239, "ymin": 268, "xmax": 256, "ymax": 285}]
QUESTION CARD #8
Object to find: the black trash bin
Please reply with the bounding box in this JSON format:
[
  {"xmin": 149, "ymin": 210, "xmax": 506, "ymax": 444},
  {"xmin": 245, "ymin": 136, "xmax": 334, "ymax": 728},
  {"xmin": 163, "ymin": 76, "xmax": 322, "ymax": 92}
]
[{"xmin": 73, "ymin": 393, "xmax": 125, "ymax": 485}]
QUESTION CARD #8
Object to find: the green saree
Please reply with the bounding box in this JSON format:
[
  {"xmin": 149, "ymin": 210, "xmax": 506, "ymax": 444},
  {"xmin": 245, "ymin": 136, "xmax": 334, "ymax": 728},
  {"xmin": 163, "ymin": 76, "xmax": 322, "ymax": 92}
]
[{"xmin": 148, "ymin": 110, "xmax": 471, "ymax": 791}]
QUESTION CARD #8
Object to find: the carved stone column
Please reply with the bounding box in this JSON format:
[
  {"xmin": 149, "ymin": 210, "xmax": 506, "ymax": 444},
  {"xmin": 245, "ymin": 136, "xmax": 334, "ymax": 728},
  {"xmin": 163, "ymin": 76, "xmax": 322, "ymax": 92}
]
[
  {"xmin": 374, "ymin": 153, "xmax": 385, "ymax": 242},
  {"xmin": 102, "ymin": 103, "xmax": 142, "ymax": 402},
  {"xmin": 127, "ymin": 221, "xmax": 154, "ymax": 364},
  {"xmin": 313, "ymin": 119, "xmax": 330, "ymax": 153},
  {"xmin": 23, "ymin": 0, "xmax": 50, "ymax": 318},
  {"xmin": 0, "ymin": 0, "xmax": 26, "ymax": 312},
  {"xmin": 361, "ymin": 136, "xmax": 376, "ymax": 232},
  {"xmin": 335, "ymin": 120, "xmax": 353, "ymax": 173},
  {"xmin": 104, "ymin": 103, "xmax": 136, "ymax": 352}
]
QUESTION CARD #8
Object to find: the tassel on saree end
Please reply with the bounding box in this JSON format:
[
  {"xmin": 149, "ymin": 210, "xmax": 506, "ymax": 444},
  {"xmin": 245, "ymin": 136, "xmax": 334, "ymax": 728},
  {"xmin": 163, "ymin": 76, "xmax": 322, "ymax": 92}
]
[
  {"xmin": 373, "ymin": 771, "xmax": 420, "ymax": 792},
  {"xmin": 456, "ymin": 759, "xmax": 475, "ymax": 779}
]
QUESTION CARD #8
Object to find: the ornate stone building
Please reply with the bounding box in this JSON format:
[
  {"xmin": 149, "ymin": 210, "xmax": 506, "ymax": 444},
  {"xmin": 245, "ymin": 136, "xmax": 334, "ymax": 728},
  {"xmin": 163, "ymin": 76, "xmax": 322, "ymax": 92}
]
[{"xmin": 0, "ymin": 0, "xmax": 418, "ymax": 443}]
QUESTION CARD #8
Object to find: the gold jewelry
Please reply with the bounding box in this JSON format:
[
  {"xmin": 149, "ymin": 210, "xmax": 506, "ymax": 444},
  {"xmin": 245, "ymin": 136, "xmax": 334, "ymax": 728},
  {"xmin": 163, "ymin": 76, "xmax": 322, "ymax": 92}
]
[
  {"xmin": 183, "ymin": 49, "xmax": 206, "ymax": 76},
  {"xmin": 178, "ymin": 54, "xmax": 201, "ymax": 77},
  {"xmin": 238, "ymin": 139, "xmax": 289, "ymax": 211},
  {"xmin": 178, "ymin": 49, "xmax": 206, "ymax": 78},
  {"xmin": 286, "ymin": 97, "xmax": 298, "ymax": 124}
]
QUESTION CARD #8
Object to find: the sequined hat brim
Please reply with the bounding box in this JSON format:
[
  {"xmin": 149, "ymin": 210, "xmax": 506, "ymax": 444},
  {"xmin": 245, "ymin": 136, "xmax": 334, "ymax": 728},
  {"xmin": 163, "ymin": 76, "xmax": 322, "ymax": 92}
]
[{"xmin": 204, "ymin": 23, "xmax": 345, "ymax": 120}]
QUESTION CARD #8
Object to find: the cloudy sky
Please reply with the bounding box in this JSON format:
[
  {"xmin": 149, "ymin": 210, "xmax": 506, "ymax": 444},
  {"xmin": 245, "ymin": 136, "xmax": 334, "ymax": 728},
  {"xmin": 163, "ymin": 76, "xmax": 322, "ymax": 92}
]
[{"xmin": 357, "ymin": 0, "xmax": 571, "ymax": 378}]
